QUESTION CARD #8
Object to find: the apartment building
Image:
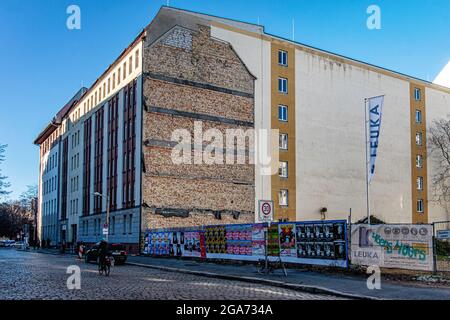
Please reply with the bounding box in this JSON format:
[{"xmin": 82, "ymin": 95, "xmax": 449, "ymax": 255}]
[{"xmin": 34, "ymin": 6, "xmax": 450, "ymax": 251}]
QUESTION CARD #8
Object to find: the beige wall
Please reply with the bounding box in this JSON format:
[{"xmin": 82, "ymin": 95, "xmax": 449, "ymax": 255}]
[{"xmin": 295, "ymin": 49, "xmax": 412, "ymax": 223}]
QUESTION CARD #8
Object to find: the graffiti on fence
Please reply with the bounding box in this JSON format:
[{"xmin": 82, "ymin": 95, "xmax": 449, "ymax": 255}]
[{"xmin": 351, "ymin": 224, "xmax": 433, "ymax": 271}]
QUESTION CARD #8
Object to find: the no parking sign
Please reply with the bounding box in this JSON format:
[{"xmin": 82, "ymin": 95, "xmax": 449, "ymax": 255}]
[{"xmin": 258, "ymin": 200, "xmax": 274, "ymax": 223}]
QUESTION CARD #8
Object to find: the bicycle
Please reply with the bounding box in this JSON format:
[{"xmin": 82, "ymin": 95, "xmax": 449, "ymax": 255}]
[
  {"xmin": 257, "ymin": 250, "xmax": 288, "ymax": 277},
  {"xmin": 98, "ymin": 255, "xmax": 114, "ymax": 276}
]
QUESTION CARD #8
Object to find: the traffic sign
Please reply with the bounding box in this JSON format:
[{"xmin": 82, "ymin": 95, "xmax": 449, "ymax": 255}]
[{"xmin": 258, "ymin": 200, "xmax": 274, "ymax": 223}]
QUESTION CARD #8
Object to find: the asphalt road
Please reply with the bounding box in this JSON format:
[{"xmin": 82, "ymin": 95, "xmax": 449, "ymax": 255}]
[{"xmin": 0, "ymin": 249, "xmax": 343, "ymax": 300}]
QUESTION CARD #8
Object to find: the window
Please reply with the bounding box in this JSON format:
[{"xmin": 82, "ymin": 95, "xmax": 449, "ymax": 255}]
[
  {"xmin": 112, "ymin": 72, "xmax": 116, "ymax": 90},
  {"xmin": 129, "ymin": 214, "xmax": 132, "ymax": 234},
  {"xmin": 417, "ymin": 177, "xmax": 424, "ymax": 191},
  {"xmin": 279, "ymin": 133, "xmax": 288, "ymax": 150},
  {"xmin": 107, "ymin": 78, "xmax": 110, "ymax": 94},
  {"xmin": 103, "ymin": 83, "xmax": 106, "ymax": 99},
  {"xmin": 135, "ymin": 49, "xmax": 139, "ymax": 69},
  {"xmin": 278, "ymin": 50, "xmax": 288, "ymax": 66},
  {"xmin": 279, "ymin": 190, "xmax": 289, "ymax": 207},
  {"xmin": 112, "ymin": 217, "xmax": 115, "ymax": 235},
  {"xmin": 99, "ymin": 87, "xmax": 102, "ymax": 101},
  {"xmin": 278, "ymin": 105, "xmax": 288, "ymax": 122},
  {"xmin": 117, "ymin": 68, "xmax": 121, "ymax": 85},
  {"xmin": 279, "ymin": 161, "xmax": 288, "ymax": 178},
  {"xmin": 129, "ymin": 56, "xmax": 133, "ymax": 74},
  {"xmin": 417, "ymin": 199, "xmax": 424, "ymax": 213},
  {"xmin": 415, "ymin": 110, "xmax": 422, "ymax": 124},
  {"xmin": 123, "ymin": 62, "xmax": 126, "ymax": 80},
  {"xmin": 416, "ymin": 155, "xmax": 423, "ymax": 168},
  {"xmin": 416, "ymin": 132, "xmax": 423, "ymax": 146},
  {"xmin": 123, "ymin": 215, "xmax": 127, "ymax": 234},
  {"xmin": 278, "ymin": 77, "xmax": 288, "ymax": 93},
  {"xmin": 415, "ymin": 88, "xmax": 421, "ymax": 101}
]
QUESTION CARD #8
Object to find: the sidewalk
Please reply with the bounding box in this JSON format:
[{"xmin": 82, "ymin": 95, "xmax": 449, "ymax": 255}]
[{"xmin": 127, "ymin": 256, "xmax": 450, "ymax": 300}]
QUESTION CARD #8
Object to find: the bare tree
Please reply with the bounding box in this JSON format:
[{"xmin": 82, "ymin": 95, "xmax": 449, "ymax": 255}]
[
  {"xmin": 19, "ymin": 185, "xmax": 38, "ymax": 211},
  {"xmin": 0, "ymin": 144, "xmax": 11, "ymax": 198},
  {"xmin": 428, "ymin": 118, "xmax": 450, "ymax": 216}
]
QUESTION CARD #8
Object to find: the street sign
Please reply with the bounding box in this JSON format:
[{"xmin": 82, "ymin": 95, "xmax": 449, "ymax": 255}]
[
  {"xmin": 103, "ymin": 228, "xmax": 109, "ymax": 235},
  {"xmin": 258, "ymin": 200, "xmax": 274, "ymax": 223},
  {"xmin": 437, "ymin": 230, "xmax": 450, "ymax": 239}
]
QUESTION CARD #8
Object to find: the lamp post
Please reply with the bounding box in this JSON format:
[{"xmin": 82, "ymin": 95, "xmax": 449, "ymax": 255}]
[{"xmin": 93, "ymin": 192, "xmax": 110, "ymax": 242}]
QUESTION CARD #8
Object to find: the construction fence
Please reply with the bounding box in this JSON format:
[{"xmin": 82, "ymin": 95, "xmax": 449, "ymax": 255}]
[
  {"xmin": 142, "ymin": 220, "xmax": 450, "ymax": 273},
  {"xmin": 142, "ymin": 220, "xmax": 349, "ymax": 268},
  {"xmin": 433, "ymin": 221, "xmax": 450, "ymax": 272}
]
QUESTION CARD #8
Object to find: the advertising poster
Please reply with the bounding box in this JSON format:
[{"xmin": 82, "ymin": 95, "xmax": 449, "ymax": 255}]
[
  {"xmin": 294, "ymin": 221, "xmax": 348, "ymax": 266},
  {"xmin": 170, "ymin": 231, "xmax": 185, "ymax": 257},
  {"xmin": 225, "ymin": 224, "xmax": 252, "ymax": 256},
  {"xmin": 251, "ymin": 224, "xmax": 266, "ymax": 256},
  {"xmin": 205, "ymin": 225, "xmax": 226, "ymax": 254},
  {"xmin": 267, "ymin": 224, "xmax": 280, "ymax": 257},
  {"xmin": 279, "ymin": 223, "xmax": 297, "ymax": 257},
  {"xmin": 351, "ymin": 224, "xmax": 434, "ymax": 271},
  {"xmin": 183, "ymin": 231, "xmax": 202, "ymax": 258}
]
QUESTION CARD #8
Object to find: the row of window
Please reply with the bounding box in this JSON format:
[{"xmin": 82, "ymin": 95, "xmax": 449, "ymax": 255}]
[
  {"xmin": 70, "ymin": 176, "xmax": 79, "ymax": 193},
  {"xmin": 43, "ymin": 198, "xmax": 57, "ymax": 216},
  {"xmin": 78, "ymin": 49, "xmax": 140, "ymax": 122},
  {"xmin": 276, "ymin": 51, "xmax": 291, "ymax": 210},
  {"xmin": 43, "ymin": 176, "xmax": 58, "ymax": 195},
  {"xmin": 71, "ymin": 130, "xmax": 81, "ymax": 149},
  {"xmin": 71, "ymin": 153, "xmax": 80, "ymax": 171},
  {"xmin": 70, "ymin": 198, "xmax": 79, "ymax": 216},
  {"xmin": 80, "ymin": 214, "xmax": 133, "ymax": 237},
  {"xmin": 414, "ymin": 90, "xmax": 425, "ymax": 215},
  {"xmin": 44, "ymin": 152, "xmax": 58, "ymax": 174}
]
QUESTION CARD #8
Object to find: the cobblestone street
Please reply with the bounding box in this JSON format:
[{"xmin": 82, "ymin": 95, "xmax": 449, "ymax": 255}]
[{"xmin": 0, "ymin": 249, "xmax": 343, "ymax": 300}]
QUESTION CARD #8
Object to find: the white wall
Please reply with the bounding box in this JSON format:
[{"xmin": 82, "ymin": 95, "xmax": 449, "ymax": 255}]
[{"xmin": 295, "ymin": 49, "xmax": 412, "ymax": 223}]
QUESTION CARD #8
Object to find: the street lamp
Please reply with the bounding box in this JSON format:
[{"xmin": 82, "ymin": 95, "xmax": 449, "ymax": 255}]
[{"xmin": 93, "ymin": 192, "xmax": 110, "ymax": 243}]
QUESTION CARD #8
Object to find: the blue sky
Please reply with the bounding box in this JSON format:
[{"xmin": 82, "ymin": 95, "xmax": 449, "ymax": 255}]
[{"xmin": 0, "ymin": 0, "xmax": 449, "ymax": 199}]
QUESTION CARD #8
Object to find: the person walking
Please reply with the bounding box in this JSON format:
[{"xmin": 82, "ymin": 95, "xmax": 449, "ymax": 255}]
[{"xmin": 78, "ymin": 242, "xmax": 85, "ymax": 260}]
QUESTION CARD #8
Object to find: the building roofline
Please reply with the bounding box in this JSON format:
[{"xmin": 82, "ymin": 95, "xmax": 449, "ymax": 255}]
[
  {"xmin": 34, "ymin": 29, "xmax": 147, "ymax": 146},
  {"xmin": 166, "ymin": 6, "xmax": 450, "ymax": 93}
]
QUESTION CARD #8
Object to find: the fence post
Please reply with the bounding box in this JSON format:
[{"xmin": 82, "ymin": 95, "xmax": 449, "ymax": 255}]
[
  {"xmin": 432, "ymin": 223, "xmax": 438, "ymax": 273},
  {"xmin": 348, "ymin": 208, "xmax": 352, "ymax": 268}
]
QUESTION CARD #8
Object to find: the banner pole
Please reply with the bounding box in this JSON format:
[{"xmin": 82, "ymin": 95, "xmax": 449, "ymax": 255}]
[{"xmin": 364, "ymin": 98, "xmax": 371, "ymax": 226}]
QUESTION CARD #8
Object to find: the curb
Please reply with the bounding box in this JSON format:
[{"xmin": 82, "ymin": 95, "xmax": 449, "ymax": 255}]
[{"xmin": 126, "ymin": 261, "xmax": 380, "ymax": 300}]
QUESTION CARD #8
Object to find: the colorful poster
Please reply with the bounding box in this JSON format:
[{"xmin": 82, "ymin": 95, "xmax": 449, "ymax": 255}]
[
  {"xmin": 225, "ymin": 224, "xmax": 252, "ymax": 256},
  {"xmin": 279, "ymin": 223, "xmax": 297, "ymax": 257},
  {"xmin": 267, "ymin": 224, "xmax": 280, "ymax": 257},
  {"xmin": 183, "ymin": 231, "xmax": 202, "ymax": 258},
  {"xmin": 205, "ymin": 225, "xmax": 226, "ymax": 254},
  {"xmin": 251, "ymin": 224, "xmax": 266, "ymax": 256}
]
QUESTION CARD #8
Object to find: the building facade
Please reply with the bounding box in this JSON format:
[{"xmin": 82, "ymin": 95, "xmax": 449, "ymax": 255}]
[{"xmin": 34, "ymin": 7, "xmax": 450, "ymax": 251}]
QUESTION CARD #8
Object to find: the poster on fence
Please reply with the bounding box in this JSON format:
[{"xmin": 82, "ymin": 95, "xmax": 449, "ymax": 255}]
[
  {"xmin": 143, "ymin": 220, "xmax": 348, "ymax": 268},
  {"xmin": 284, "ymin": 221, "xmax": 348, "ymax": 267},
  {"xmin": 351, "ymin": 224, "xmax": 434, "ymax": 271}
]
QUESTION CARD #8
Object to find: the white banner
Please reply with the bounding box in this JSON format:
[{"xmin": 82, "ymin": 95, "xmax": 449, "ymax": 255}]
[
  {"xmin": 351, "ymin": 224, "xmax": 434, "ymax": 271},
  {"xmin": 368, "ymin": 96, "xmax": 384, "ymax": 183}
]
